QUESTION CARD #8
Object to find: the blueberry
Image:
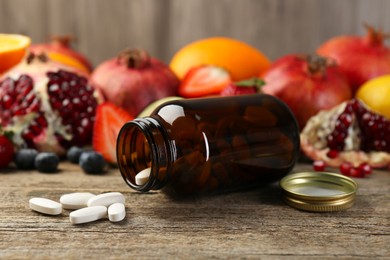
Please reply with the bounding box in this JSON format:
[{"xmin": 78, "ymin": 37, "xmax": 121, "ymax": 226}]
[
  {"xmin": 14, "ymin": 149, "xmax": 39, "ymax": 169},
  {"xmin": 67, "ymin": 146, "xmax": 85, "ymax": 164},
  {"xmin": 34, "ymin": 152, "xmax": 60, "ymax": 173},
  {"xmin": 79, "ymin": 151, "xmax": 106, "ymax": 174}
]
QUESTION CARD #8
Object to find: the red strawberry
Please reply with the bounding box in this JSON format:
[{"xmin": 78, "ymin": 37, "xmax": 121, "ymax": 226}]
[
  {"xmin": 178, "ymin": 65, "xmax": 232, "ymax": 98},
  {"xmin": 220, "ymin": 77, "xmax": 264, "ymax": 96},
  {"xmin": 93, "ymin": 102, "xmax": 133, "ymax": 164},
  {"xmin": 0, "ymin": 131, "xmax": 14, "ymax": 169}
]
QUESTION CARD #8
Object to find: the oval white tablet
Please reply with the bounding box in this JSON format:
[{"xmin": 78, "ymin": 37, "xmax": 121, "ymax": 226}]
[
  {"xmin": 29, "ymin": 197, "xmax": 62, "ymax": 215},
  {"xmin": 135, "ymin": 168, "xmax": 151, "ymax": 186},
  {"xmin": 87, "ymin": 192, "xmax": 125, "ymax": 207},
  {"xmin": 69, "ymin": 206, "xmax": 107, "ymax": 224},
  {"xmin": 108, "ymin": 203, "xmax": 126, "ymax": 222},
  {"xmin": 60, "ymin": 192, "xmax": 96, "ymax": 210}
]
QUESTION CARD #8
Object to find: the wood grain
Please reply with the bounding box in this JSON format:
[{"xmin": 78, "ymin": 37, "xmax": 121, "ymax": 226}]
[
  {"xmin": 1, "ymin": 0, "xmax": 390, "ymax": 65},
  {"xmin": 0, "ymin": 162, "xmax": 389, "ymax": 259}
]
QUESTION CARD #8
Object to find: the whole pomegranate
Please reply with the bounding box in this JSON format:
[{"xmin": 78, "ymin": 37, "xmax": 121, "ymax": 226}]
[
  {"xmin": 261, "ymin": 55, "xmax": 352, "ymax": 129},
  {"xmin": 0, "ymin": 53, "xmax": 99, "ymax": 155},
  {"xmin": 301, "ymin": 99, "xmax": 390, "ymax": 168},
  {"xmin": 30, "ymin": 35, "xmax": 93, "ymax": 73},
  {"xmin": 317, "ymin": 24, "xmax": 390, "ymax": 93},
  {"xmin": 91, "ymin": 49, "xmax": 179, "ymax": 116}
]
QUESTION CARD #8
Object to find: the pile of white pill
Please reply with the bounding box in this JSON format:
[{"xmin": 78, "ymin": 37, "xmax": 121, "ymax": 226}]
[{"xmin": 29, "ymin": 192, "xmax": 126, "ymax": 224}]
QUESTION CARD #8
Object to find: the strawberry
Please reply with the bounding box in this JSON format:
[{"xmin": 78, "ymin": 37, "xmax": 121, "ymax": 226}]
[
  {"xmin": 178, "ymin": 65, "xmax": 232, "ymax": 98},
  {"xmin": 220, "ymin": 77, "xmax": 264, "ymax": 96},
  {"xmin": 93, "ymin": 102, "xmax": 133, "ymax": 164},
  {"xmin": 0, "ymin": 130, "xmax": 14, "ymax": 169}
]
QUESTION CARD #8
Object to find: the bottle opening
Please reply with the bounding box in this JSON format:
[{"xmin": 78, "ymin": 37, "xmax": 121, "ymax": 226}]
[{"xmin": 116, "ymin": 118, "xmax": 170, "ymax": 191}]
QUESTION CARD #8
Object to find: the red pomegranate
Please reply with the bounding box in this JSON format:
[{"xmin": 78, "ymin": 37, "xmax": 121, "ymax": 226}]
[
  {"xmin": 317, "ymin": 24, "xmax": 390, "ymax": 94},
  {"xmin": 91, "ymin": 49, "xmax": 179, "ymax": 116},
  {"xmin": 301, "ymin": 99, "xmax": 390, "ymax": 168},
  {"xmin": 0, "ymin": 53, "xmax": 99, "ymax": 155},
  {"xmin": 30, "ymin": 35, "xmax": 93, "ymax": 72},
  {"xmin": 261, "ymin": 55, "xmax": 352, "ymax": 129}
]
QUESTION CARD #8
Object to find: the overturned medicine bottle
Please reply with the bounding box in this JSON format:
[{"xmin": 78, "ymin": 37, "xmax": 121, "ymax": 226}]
[{"xmin": 117, "ymin": 94, "xmax": 300, "ymax": 196}]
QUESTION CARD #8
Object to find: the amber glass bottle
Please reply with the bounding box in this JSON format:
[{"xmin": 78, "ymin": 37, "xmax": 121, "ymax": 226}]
[{"xmin": 117, "ymin": 94, "xmax": 300, "ymax": 196}]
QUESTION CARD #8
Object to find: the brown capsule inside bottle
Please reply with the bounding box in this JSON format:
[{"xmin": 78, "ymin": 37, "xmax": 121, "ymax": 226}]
[{"xmin": 117, "ymin": 94, "xmax": 300, "ymax": 196}]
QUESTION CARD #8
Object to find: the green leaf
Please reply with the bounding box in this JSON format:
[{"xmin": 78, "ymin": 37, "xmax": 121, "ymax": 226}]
[{"xmin": 235, "ymin": 77, "xmax": 265, "ymax": 92}]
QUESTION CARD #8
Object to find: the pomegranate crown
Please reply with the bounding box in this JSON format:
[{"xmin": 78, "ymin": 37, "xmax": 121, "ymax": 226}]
[
  {"xmin": 26, "ymin": 52, "xmax": 49, "ymax": 64},
  {"xmin": 301, "ymin": 55, "xmax": 336, "ymax": 76},
  {"xmin": 363, "ymin": 23, "xmax": 390, "ymax": 46},
  {"xmin": 117, "ymin": 49, "xmax": 151, "ymax": 69}
]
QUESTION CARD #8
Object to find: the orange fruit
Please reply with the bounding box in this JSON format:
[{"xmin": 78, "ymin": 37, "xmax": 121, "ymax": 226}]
[
  {"xmin": 0, "ymin": 34, "xmax": 31, "ymax": 73},
  {"xmin": 169, "ymin": 37, "xmax": 270, "ymax": 81},
  {"xmin": 356, "ymin": 75, "xmax": 390, "ymax": 118},
  {"xmin": 48, "ymin": 52, "xmax": 90, "ymax": 74}
]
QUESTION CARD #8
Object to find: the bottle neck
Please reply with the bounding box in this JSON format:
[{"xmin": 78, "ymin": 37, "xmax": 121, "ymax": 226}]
[{"xmin": 117, "ymin": 117, "xmax": 173, "ymax": 192}]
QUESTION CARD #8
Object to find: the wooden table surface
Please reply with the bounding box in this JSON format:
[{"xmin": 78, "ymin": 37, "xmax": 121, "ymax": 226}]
[{"xmin": 0, "ymin": 162, "xmax": 389, "ymax": 259}]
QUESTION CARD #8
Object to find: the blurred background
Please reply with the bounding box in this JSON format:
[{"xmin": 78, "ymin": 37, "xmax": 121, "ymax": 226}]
[{"xmin": 1, "ymin": 0, "xmax": 390, "ymax": 66}]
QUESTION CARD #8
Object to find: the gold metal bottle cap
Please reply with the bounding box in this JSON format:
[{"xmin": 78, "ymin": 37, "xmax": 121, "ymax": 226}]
[{"xmin": 280, "ymin": 172, "xmax": 358, "ymax": 212}]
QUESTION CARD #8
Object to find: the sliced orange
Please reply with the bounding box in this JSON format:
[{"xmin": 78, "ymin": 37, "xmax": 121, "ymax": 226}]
[
  {"xmin": 48, "ymin": 52, "xmax": 90, "ymax": 74},
  {"xmin": 0, "ymin": 34, "xmax": 31, "ymax": 73}
]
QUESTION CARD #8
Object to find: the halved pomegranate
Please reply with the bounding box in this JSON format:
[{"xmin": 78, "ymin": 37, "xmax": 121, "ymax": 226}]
[
  {"xmin": 0, "ymin": 53, "xmax": 99, "ymax": 155},
  {"xmin": 301, "ymin": 99, "xmax": 390, "ymax": 168}
]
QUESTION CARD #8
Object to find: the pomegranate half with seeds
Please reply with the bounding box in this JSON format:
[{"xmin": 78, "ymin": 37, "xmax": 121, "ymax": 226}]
[
  {"xmin": 301, "ymin": 99, "xmax": 390, "ymax": 168},
  {"xmin": 0, "ymin": 53, "xmax": 99, "ymax": 155}
]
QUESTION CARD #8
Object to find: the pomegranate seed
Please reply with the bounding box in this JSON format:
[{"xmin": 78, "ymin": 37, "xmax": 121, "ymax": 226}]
[
  {"xmin": 48, "ymin": 84, "xmax": 60, "ymax": 94},
  {"xmin": 351, "ymin": 99, "xmax": 366, "ymax": 116},
  {"xmin": 13, "ymin": 106, "xmax": 27, "ymax": 116},
  {"xmin": 344, "ymin": 103, "xmax": 354, "ymax": 114},
  {"xmin": 22, "ymin": 129, "xmax": 34, "ymax": 140},
  {"xmin": 35, "ymin": 114, "xmax": 48, "ymax": 127},
  {"xmin": 61, "ymin": 81, "xmax": 70, "ymax": 91},
  {"xmin": 28, "ymin": 98, "xmax": 41, "ymax": 112},
  {"xmin": 359, "ymin": 163, "xmax": 372, "ymax": 175},
  {"xmin": 313, "ymin": 160, "xmax": 326, "ymax": 171},
  {"xmin": 326, "ymin": 150, "xmax": 339, "ymax": 159},
  {"xmin": 339, "ymin": 162, "xmax": 352, "ymax": 175},
  {"xmin": 0, "ymin": 78, "xmax": 15, "ymax": 92},
  {"xmin": 339, "ymin": 113, "xmax": 352, "ymax": 127},
  {"xmin": 350, "ymin": 167, "xmax": 365, "ymax": 178},
  {"xmin": 1, "ymin": 94, "xmax": 13, "ymax": 109}
]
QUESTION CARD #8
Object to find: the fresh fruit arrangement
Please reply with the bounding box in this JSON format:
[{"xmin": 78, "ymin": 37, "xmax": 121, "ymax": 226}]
[{"xmin": 1, "ymin": 29, "xmax": 390, "ymax": 180}]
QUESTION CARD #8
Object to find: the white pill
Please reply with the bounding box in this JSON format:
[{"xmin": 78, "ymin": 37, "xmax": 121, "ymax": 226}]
[
  {"xmin": 87, "ymin": 192, "xmax": 125, "ymax": 207},
  {"xmin": 60, "ymin": 192, "xmax": 96, "ymax": 210},
  {"xmin": 108, "ymin": 203, "xmax": 126, "ymax": 222},
  {"xmin": 135, "ymin": 168, "xmax": 151, "ymax": 185},
  {"xmin": 29, "ymin": 197, "xmax": 62, "ymax": 215},
  {"xmin": 69, "ymin": 206, "xmax": 107, "ymax": 224}
]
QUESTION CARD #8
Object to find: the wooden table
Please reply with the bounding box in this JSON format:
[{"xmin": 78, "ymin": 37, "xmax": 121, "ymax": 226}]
[{"xmin": 0, "ymin": 162, "xmax": 389, "ymax": 259}]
